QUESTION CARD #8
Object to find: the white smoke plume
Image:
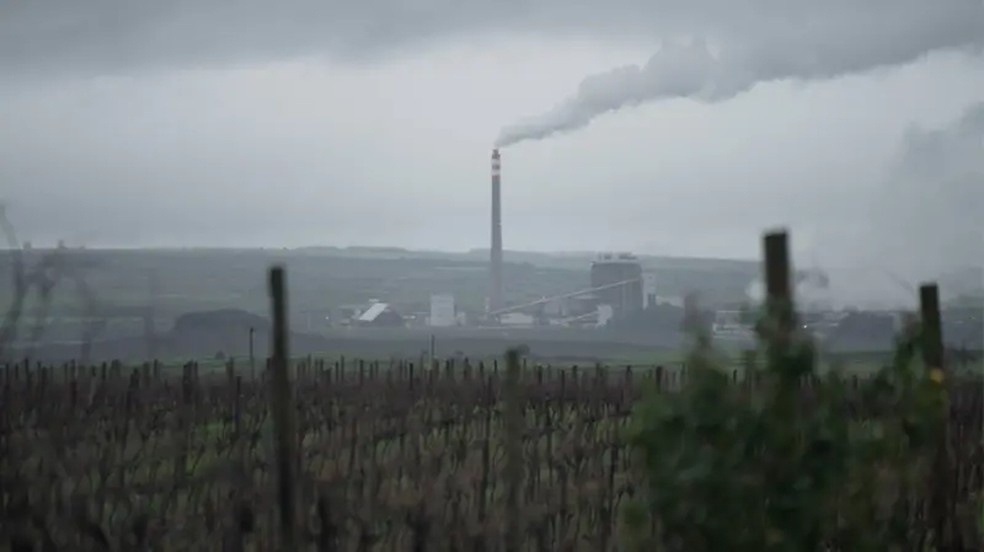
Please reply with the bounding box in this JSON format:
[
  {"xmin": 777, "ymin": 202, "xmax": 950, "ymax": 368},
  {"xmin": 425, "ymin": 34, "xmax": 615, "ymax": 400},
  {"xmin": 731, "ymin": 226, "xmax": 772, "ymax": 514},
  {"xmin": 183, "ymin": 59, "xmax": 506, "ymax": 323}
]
[
  {"xmin": 745, "ymin": 102, "xmax": 984, "ymax": 309},
  {"xmin": 858, "ymin": 100, "xmax": 984, "ymax": 296},
  {"xmin": 495, "ymin": 3, "xmax": 984, "ymax": 148}
]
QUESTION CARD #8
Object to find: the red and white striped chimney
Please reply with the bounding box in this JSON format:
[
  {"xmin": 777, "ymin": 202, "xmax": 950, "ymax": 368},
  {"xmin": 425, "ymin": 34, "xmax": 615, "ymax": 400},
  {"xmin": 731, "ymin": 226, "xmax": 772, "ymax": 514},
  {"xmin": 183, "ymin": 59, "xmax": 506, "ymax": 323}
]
[{"xmin": 490, "ymin": 148, "xmax": 503, "ymax": 315}]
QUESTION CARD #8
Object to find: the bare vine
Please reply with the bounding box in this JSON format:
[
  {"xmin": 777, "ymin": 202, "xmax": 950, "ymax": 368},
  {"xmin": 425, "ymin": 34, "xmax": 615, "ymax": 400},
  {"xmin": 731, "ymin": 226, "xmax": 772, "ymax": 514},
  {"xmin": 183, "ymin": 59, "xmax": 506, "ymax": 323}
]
[{"xmin": 0, "ymin": 203, "xmax": 108, "ymax": 365}]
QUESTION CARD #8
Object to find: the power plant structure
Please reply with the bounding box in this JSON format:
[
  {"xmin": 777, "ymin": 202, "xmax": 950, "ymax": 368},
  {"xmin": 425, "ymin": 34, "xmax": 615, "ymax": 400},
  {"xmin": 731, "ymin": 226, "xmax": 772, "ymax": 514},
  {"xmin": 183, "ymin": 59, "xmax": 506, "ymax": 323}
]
[
  {"xmin": 489, "ymin": 148, "xmax": 503, "ymax": 315},
  {"xmin": 485, "ymin": 251, "xmax": 648, "ymax": 327},
  {"xmin": 590, "ymin": 253, "xmax": 644, "ymax": 318},
  {"xmin": 484, "ymin": 148, "xmax": 649, "ymax": 327}
]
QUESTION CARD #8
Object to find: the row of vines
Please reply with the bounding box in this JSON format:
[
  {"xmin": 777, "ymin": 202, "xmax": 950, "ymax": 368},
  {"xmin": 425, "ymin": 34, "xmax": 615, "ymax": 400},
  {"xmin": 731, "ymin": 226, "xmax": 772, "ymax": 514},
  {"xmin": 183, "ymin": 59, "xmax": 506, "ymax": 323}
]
[{"xmin": 1, "ymin": 353, "xmax": 981, "ymax": 550}]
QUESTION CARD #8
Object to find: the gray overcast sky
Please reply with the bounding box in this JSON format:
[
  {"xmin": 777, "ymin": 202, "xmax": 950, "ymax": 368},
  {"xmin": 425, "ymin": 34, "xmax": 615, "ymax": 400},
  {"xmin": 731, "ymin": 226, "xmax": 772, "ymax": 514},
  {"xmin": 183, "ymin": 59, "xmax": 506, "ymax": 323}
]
[{"xmin": 1, "ymin": 1, "xmax": 982, "ymax": 283}]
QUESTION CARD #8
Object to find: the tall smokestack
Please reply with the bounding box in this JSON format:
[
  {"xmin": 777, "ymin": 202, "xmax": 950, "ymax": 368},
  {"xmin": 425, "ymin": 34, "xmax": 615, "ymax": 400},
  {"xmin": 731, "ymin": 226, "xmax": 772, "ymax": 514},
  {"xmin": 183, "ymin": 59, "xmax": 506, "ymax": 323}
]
[{"xmin": 490, "ymin": 148, "xmax": 503, "ymax": 316}]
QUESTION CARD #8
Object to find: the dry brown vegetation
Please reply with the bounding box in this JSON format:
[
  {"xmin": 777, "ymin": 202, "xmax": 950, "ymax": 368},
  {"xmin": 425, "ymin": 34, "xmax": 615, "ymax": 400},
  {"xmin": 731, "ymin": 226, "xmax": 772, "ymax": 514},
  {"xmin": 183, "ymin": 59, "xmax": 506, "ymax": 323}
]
[{"xmin": 1, "ymin": 355, "xmax": 981, "ymax": 551}]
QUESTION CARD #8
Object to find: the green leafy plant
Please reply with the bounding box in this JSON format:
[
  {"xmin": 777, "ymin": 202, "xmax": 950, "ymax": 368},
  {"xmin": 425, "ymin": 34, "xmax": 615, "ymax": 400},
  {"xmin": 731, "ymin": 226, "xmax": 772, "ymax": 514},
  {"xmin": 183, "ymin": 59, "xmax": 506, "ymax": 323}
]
[{"xmin": 624, "ymin": 304, "xmax": 945, "ymax": 551}]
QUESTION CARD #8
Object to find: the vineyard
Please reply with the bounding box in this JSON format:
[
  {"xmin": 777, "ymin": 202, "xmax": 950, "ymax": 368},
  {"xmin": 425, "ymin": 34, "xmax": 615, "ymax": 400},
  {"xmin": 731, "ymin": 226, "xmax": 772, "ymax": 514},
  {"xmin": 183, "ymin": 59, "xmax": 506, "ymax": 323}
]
[
  {"xmin": 2, "ymin": 231, "xmax": 983, "ymax": 551},
  {"xmin": 8, "ymin": 357, "xmax": 663, "ymax": 550},
  {"xmin": 1, "ymin": 354, "xmax": 982, "ymax": 550}
]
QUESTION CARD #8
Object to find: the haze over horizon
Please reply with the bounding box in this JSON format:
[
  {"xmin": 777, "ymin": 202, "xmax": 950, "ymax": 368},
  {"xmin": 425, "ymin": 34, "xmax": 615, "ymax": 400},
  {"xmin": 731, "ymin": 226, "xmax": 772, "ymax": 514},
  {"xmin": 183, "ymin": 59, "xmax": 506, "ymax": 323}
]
[{"xmin": 1, "ymin": 1, "xmax": 982, "ymax": 300}]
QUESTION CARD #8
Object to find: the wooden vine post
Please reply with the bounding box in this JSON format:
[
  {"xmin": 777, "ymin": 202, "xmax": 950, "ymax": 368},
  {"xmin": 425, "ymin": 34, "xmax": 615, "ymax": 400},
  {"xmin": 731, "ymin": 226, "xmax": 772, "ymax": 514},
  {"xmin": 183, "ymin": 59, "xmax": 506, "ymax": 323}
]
[
  {"xmin": 919, "ymin": 283, "xmax": 952, "ymax": 548},
  {"xmin": 269, "ymin": 266, "xmax": 298, "ymax": 550}
]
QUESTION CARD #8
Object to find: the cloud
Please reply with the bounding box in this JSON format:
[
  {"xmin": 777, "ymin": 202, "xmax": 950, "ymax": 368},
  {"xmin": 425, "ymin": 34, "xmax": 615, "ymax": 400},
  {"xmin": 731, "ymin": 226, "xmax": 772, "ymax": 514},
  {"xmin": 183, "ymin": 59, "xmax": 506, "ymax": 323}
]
[
  {"xmin": 0, "ymin": 1, "xmax": 980, "ymax": 264},
  {"xmin": 496, "ymin": 1, "xmax": 984, "ymax": 146},
  {"xmin": 870, "ymin": 101, "xmax": 984, "ymax": 277},
  {"xmin": 3, "ymin": 0, "xmax": 982, "ymax": 84}
]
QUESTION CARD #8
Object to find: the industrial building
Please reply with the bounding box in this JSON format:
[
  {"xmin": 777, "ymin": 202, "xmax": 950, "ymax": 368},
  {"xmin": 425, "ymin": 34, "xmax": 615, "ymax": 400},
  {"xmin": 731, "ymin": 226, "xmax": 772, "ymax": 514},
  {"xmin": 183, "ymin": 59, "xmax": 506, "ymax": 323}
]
[
  {"xmin": 590, "ymin": 253, "xmax": 644, "ymax": 318},
  {"xmin": 429, "ymin": 293, "xmax": 457, "ymax": 327},
  {"xmin": 482, "ymin": 148, "xmax": 651, "ymax": 327},
  {"xmin": 354, "ymin": 302, "xmax": 405, "ymax": 327},
  {"xmin": 482, "ymin": 251, "xmax": 650, "ymax": 327}
]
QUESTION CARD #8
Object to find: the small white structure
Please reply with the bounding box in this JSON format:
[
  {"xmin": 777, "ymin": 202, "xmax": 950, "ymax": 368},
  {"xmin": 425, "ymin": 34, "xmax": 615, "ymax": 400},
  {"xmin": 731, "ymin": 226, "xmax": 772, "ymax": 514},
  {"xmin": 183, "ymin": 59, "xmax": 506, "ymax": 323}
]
[
  {"xmin": 354, "ymin": 302, "xmax": 405, "ymax": 327},
  {"xmin": 654, "ymin": 295, "xmax": 686, "ymax": 308},
  {"xmin": 357, "ymin": 302, "xmax": 389, "ymax": 323},
  {"xmin": 642, "ymin": 273, "xmax": 657, "ymax": 308},
  {"xmin": 500, "ymin": 312, "xmax": 535, "ymax": 326},
  {"xmin": 429, "ymin": 293, "xmax": 456, "ymax": 327}
]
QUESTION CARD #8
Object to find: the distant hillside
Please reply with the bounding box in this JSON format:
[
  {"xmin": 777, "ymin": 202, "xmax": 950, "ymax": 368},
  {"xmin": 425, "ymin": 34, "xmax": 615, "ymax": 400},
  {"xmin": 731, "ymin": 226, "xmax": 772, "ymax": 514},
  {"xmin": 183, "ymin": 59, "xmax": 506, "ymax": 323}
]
[
  {"xmin": 0, "ymin": 248, "xmax": 759, "ymax": 342},
  {"xmin": 294, "ymin": 245, "xmax": 758, "ymax": 272}
]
